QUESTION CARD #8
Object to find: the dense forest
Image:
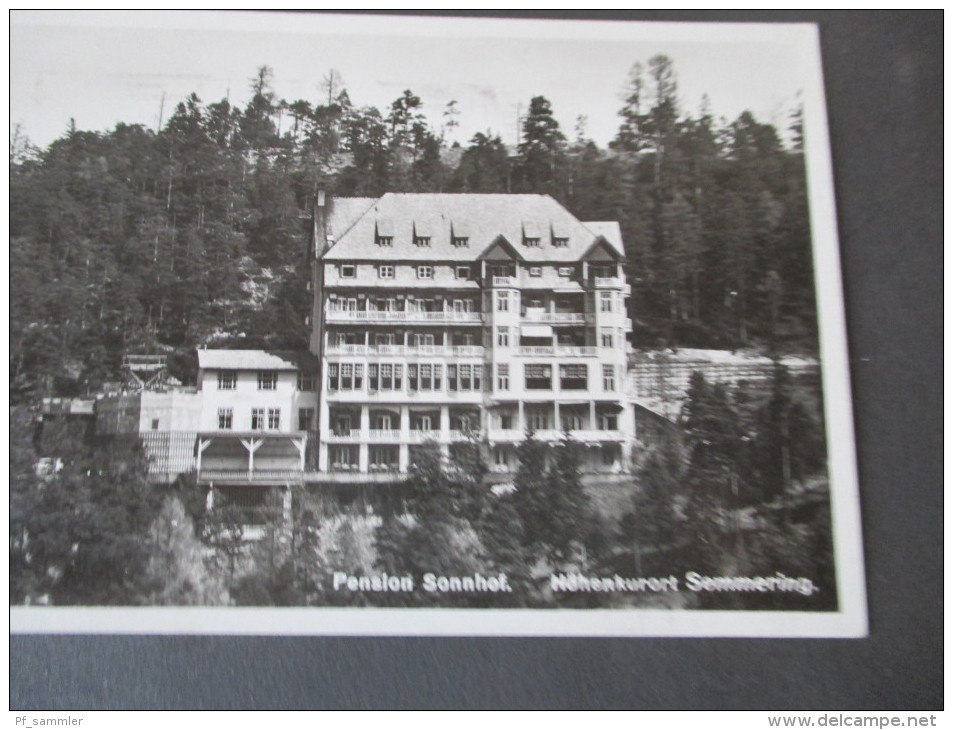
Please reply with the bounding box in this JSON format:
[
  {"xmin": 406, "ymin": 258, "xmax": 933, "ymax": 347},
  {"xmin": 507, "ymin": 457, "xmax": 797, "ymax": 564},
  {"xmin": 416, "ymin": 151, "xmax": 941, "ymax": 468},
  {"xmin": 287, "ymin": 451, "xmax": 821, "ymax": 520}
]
[{"xmin": 10, "ymin": 57, "xmax": 817, "ymax": 402}]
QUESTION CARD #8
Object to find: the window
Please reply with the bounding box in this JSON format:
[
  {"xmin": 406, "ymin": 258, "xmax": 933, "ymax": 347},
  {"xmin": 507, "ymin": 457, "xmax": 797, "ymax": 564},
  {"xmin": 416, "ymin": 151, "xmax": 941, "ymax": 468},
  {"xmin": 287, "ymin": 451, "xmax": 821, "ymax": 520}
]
[
  {"xmin": 600, "ymin": 414, "xmax": 618, "ymax": 431},
  {"xmin": 447, "ymin": 363, "xmax": 482, "ymax": 392},
  {"xmin": 525, "ymin": 363, "xmax": 553, "ymax": 390},
  {"xmin": 412, "ymin": 333, "xmax": 435, "ymax": 347},
  {"xmin": 600, "ymin": 291, "xmax": 613, "ymax": 312},
  {"xmin": 559, "ymin": 266, "xmax": 573, "ymax": 278},
  {"xmin": 524, "ymin": 238, "xmax": 540, "ymax": 247},
  {"xmin": 455, "ymin": 265, "xmax": 470, "ymax": 279},
  {"xmin": 498, "ymin": 414, "xmax": 513, "ymax": 430},
  {"xmin": 217, "ymin": 370, "xmax": 237, "ymax": 390},
  {"xmin": 340, "ymin": 264, "xmax": 356, "ymax": 278},
  {"xmin": 376, "ymin": 333, "xmax": 396, "ymax": 346},
  {"xmin": 374, "ymin": 414, "xmax": 393, "ymax": 430},
  {"xmin": 560, "ymin": 364, "xmax": 588, "ymax": 390},
  {"xmin": 267, "ymin": 408, "xmax": 281, "ymax": 430},
  {"xmin": 414, "ymin": 236, "xmax": 431, "ymax": 247},
  {"xmin": 217, "ymin": 408, "xmax": 233, "ymax": 430},
  {"xmin": 495, "ymin": 448, "xmax": 508, "ymax": 466},
  {"xmin": 329, "ymin": 363, "xmax": 363, "ymax": 391},
  {"xmin": 408, "ymin": 363, "xmax": 442, "ymax": 391},
  {"xmin": 368, "ymin": 363, "xmax": 403, "ymax": 391},
  {"xmin": 602, "ymin": 446, "xmax": 617, "ymax": 467},
  {"xmin": 151, "ymin": 418, "xmax": 160, "ymax": 431},
  {"xmin": 452, "ymin": 237, "xmax": 469, "ymax": 247},
  {"xmin": 601, "ymin": 329, "xmax": 614, "ymax": 348},
  {"xmin": 529, "ymin": 267, "xmax": 542, "ymax": 277},
  {"xmin": 379, "ymin": 265, "xmax": 394, "ymax": 279},
  {"xmin": 496, "ymin": 291, "xmax": 509, "ymax": 311},
  {"xmin": 452, "ymin": 299, "xmax": 473, "ymax": 312},
  {"xmin": 331, "ymin": 445, "xmax": 358, "ymax": 468},
  {"xmin": 377, "ymin": 237, "xmax": 393, "ymax": 247},
  {"xmin": 251, "ymin": 408, "xmax": 265, "ymax": 430},
  {"xmin": 563, "ymin": 414, "xmax": 584, "ymax": 431},
  {"xmin": 496, "ymin": 326, "xmax": 510, "ymax": 347},
  {"xmin": 602, "ymin": 364, "xmax": 617, "ymax": 391},
  {"xmin": 417, "ymin": 265, "xmax": 433, "ymax": 279},
  {"xmin": 528, "ymin": 412, "xmax": 549, "ymax": 430},
  {"xmin": 552, "ymin": 237, "xmax": 569, "ymax": 248},
  {"xmin": 298, "ymin": 372, "xmax": 316, "ymax": 391},
  {"xmin": 298, "ymin": 408, "xmax": 315, "ymax": 431},
  {"xmin": 257, "ymin": 371, "xmax": 277, "ymax": 390},
  {"xmin": 496, "ymin": 363, "xmax": 509, "ymax": 391}
]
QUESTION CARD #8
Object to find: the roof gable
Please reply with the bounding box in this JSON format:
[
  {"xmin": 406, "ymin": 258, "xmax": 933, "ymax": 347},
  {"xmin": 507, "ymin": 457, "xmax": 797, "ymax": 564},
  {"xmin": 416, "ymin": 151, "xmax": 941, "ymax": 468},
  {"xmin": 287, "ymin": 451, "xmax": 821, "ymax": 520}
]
[
  {"xmin": 478, "ymin": 235, "xmax": 523, "ymax": 262},
  {"xmin": 581, "ymin": 238, "xmax": 621, "ymax": 261}
]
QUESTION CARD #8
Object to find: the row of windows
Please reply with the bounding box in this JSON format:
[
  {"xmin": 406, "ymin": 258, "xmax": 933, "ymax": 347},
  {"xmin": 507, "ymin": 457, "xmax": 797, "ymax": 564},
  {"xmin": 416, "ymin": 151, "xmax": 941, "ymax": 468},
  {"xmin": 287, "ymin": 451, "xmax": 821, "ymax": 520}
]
[
  {"xmin": 328, "ymin": 297, "xmax": 476, "ymax": 312},
  {"xmin": 216, "ymin": 371, "xmax": 317, "ymax": 391},
  {"xmin": 328, "ymin": 363, "xmax": 485, "ymax": 392},
  {"xmin": 342, "ymin": 264, "xmax": 473, "ymax": 280},
  {"xmin": 327, "ymin": 362, "xmax": 616, "ymax": 392},
  {"xmin": 492, "ymin": 413, "xmax": 619, "ymax": 431},
  {"xmin": 216, "ymin": 407, "xmax": 315, "ymax": 431},
  {"xmin": 339, "ymin": 264, "xmax": 618, "ymax": 281},
  {"xmin": 373, "ymin": 231, "xmax": 470, "ymax": 249}
]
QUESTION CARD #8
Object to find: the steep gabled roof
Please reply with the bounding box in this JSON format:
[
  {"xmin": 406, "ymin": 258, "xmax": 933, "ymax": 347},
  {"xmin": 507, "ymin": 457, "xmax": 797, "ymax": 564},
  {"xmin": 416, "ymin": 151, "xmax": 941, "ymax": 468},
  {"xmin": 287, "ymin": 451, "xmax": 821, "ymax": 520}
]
[{"xmin": 321, "ymin": 193, "xmax": 623, "ymax": 262}]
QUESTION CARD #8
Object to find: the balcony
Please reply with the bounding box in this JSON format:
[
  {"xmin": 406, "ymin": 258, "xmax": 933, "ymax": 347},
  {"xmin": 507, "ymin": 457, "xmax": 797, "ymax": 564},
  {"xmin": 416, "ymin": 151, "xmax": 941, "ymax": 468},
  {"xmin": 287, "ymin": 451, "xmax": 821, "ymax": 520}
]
[
  {"xmin": 516, "ymin": 345, "xmax": 597, "ymax": 357},
  {"xmin": 491, "ymin": 276, "xmax": 519, "ymax": 288},
  {"xmin": 487, "ymin": 429, "xmax": 524, "ymax": 442},
  {"xmin": 327, "ymin": 430, "xmax": 362, "ymax": 442},
  {"xmin": 521, "ymin": 312, "xmax": 589, "ymax": 325},
  {"xmin": 326, "ymin": 344, "xmax": 485, "ymax": 357},
  {"xmin": 198, "ymin": 468, "xmax": 303, "ymax": 484},
  {"xmin": 325, "ymin": 310, "xmax": 483, "ymax": 324},
  {"xmin": 367, "ymin": 429, "xmax": 401, "ymax": 442}
]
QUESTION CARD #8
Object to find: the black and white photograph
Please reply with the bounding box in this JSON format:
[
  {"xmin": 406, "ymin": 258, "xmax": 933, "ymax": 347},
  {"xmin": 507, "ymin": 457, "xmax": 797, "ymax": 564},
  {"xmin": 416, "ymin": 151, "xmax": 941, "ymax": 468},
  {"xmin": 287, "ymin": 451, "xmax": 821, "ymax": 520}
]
[{"xmin": 10, "ymin": 10, "xmax": 867, "ymax": 637}]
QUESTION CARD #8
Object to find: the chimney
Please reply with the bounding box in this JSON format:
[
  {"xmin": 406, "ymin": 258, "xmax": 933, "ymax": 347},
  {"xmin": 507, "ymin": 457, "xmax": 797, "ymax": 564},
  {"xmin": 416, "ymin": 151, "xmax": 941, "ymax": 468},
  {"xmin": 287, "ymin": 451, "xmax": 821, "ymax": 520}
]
[{"xmin": 312, "ymin": 187, "xmax": 330, "ymax": 259}]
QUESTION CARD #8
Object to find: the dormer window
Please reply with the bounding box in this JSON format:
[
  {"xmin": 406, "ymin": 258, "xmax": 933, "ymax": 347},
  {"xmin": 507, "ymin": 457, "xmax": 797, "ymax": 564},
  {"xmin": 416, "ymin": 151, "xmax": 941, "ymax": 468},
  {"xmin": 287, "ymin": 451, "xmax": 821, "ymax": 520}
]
[
  {"xmin": 523, "ymin": 221, "xmax": 541, "ymax": 247},
  {"xmin": 552, "ymin": 237, "xmax": 569, "ymax": 247},
  {"xmin": 376, "ymin": 218, "xmax": 394, "ymax": 246},
  {"xmin": 551, "ymin": 222, "xmax": 570, "ymax": 247},
  {"xmin": 413, "ymin": 220, "xmax": 431, "ymax": 247},
  {"xmin": 451, "ymin": 220, "xmax": 469, "ymax": 247}
]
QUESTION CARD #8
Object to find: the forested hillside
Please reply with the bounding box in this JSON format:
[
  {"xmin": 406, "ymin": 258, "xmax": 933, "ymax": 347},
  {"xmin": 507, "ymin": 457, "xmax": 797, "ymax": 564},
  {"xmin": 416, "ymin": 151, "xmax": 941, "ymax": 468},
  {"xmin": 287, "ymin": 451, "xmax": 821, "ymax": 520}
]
[{"xmin": 10, "ymin": 57, "xmax": 817, "ymax": 402}]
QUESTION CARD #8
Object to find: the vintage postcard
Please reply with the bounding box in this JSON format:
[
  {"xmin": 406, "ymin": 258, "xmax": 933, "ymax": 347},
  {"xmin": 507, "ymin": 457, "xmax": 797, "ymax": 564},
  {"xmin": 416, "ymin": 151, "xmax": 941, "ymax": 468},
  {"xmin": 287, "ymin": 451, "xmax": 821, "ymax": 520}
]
[{"xmin": 9, "ymin": 11, "xmax": 866, "ymax": 636}]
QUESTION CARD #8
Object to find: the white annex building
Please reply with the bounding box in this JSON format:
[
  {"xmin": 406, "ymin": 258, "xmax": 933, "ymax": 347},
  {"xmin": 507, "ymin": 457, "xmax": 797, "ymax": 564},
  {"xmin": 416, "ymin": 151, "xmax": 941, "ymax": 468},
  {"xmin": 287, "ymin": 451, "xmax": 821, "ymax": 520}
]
[{"xmin": 307, "ymin": 192, "xmax": 635, "ymax": 481}]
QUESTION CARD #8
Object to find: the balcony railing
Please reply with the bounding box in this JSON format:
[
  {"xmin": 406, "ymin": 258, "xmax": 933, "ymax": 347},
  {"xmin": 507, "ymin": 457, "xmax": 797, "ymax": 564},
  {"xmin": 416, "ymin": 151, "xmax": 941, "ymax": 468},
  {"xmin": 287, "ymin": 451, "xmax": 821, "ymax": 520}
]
[
  {"xmin": 199, "ymin": 468, "xmax": 303, "ymax": 483},
  {"xmin": 593, "ymin": 277, "xmax": 624, "ymax": 288},
  {"xmin": 485, "ymin": 429, "xmax": 623, "ymax": 443},
  {"xmin": 491, "ymin": 276, "xmax": 519, "ymax": 287},
  {"xmin": 516, "ymin": 345, "xmax": 597, "ymax": 357},
  {"xmin": 326, "ymin": 344, "xmax": 485, "ymax": 357},
  {"xmin": 325, "ymin": 310, "xmax": 482, "ymax": 324},
  {"xmin": 521, "ymin": 312, "xmax": 589, "ymax": 325},
  {"xmin": 327, "ymin": 430, "xmax": 362, "ymax": 442},
  {"xmin": 367, "ymin": 429, "xmax": 401, "ymax": 442}
]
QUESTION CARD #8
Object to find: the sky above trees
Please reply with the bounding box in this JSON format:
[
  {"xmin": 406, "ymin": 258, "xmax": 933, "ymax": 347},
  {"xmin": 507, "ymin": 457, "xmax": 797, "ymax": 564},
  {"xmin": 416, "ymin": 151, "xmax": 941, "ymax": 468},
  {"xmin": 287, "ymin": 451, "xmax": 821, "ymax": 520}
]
[{"xmin": 11, "ymin": 11, "xmax": 811, "ymax": 151}]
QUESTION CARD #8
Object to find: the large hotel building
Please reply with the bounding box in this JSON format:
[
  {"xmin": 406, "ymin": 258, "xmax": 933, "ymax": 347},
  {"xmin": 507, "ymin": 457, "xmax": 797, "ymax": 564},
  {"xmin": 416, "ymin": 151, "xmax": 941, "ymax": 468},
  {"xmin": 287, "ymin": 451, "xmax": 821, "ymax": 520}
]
[
  {"xmin": 308, "ymin": 193, "xmax": 634, "ymax": 480},
  {"xmin": 84, "ymin": 193, "xmax": 635, "ymax": 502}
]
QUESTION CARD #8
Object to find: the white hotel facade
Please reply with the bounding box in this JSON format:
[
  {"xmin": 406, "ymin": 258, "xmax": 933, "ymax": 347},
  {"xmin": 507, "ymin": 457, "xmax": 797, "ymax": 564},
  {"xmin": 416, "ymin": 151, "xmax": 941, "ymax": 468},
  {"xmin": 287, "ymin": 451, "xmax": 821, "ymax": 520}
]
[{"xmin": 307, "ymin": 193, "xmax": 635, "ymax": 480}]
